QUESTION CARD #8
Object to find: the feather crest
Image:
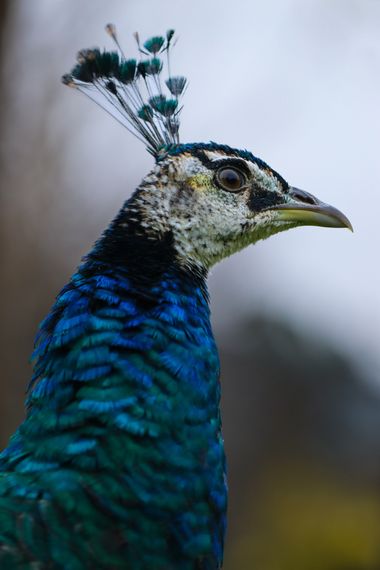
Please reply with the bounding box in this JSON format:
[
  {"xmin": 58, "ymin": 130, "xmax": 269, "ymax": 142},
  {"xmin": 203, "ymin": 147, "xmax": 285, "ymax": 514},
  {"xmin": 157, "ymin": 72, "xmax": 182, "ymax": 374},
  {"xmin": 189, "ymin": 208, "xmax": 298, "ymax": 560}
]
[{"xmin": 62, "ymin": 24, "xmax": 187, "ymax": 156}]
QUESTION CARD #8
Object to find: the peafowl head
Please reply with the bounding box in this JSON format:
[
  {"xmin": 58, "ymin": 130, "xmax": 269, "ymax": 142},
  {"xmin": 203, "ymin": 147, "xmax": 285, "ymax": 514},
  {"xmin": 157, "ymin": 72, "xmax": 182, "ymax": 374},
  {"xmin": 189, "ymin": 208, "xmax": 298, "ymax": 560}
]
[
  {"xmin": 63, "ymin": 25, "xmax": 351, "ymax": 272},
  {"xmin": 126, "ymin": 142, "xmax": 351, "ymax": 269}
]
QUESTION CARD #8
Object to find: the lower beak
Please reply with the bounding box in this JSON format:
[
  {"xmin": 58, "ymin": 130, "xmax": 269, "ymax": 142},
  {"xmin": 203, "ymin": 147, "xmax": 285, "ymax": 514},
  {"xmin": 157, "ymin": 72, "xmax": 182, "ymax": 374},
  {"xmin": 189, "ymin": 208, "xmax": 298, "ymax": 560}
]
[{"xmin": 270, "ymin": 187, "xmax": 353, "ymax": 232}]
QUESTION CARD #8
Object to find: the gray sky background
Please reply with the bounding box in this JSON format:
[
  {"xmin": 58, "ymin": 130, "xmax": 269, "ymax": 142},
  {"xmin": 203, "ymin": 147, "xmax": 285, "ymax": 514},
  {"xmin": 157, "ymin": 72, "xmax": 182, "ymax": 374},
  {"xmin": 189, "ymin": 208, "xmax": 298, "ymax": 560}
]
[{"xmin": 5, "ymin": 0, "xmax": 380, "ymax": 380}]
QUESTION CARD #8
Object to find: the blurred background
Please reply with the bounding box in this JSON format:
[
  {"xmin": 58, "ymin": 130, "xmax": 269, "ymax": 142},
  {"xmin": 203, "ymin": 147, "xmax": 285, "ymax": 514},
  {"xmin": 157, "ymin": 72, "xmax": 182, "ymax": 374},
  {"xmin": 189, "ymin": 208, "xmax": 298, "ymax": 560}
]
[{"xmin": 1, "ymin": 1, "xmax": 379, "ymax": 568}]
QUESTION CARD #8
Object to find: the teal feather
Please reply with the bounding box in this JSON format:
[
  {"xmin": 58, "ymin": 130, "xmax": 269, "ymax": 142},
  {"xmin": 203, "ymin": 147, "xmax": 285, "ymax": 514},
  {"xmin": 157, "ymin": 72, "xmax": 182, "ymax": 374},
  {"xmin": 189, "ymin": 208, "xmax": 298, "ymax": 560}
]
[
  {"xmin": 0, "ymin": 238, "xmax": 225, "ymax": 567},
  {"xmin": 62, "ymin": 25, "xmax": 186, "ymax": 156},
  {"xmin": 143, "ymin": 36, "xmax": 165, "ymax": 55}
]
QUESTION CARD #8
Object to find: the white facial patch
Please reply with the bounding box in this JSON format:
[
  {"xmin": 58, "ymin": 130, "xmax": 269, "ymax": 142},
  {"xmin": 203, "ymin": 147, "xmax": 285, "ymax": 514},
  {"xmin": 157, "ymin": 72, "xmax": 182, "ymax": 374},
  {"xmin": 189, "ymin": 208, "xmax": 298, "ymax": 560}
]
[{"xmin": 129, "ymin": 150, "xmax": 290, "ymax": 271}]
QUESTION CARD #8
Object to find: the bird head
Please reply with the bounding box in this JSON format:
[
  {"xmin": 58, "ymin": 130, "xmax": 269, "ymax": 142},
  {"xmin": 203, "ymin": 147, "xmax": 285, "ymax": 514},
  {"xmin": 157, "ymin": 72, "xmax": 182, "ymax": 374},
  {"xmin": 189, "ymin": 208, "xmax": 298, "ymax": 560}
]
[
  {"xmin": 129, "ymin": 142, "xmax": 352, "ymax": 270},
  {"xmin": 63, "ymin": 27, "xmax": 352, "ymax": 273}
]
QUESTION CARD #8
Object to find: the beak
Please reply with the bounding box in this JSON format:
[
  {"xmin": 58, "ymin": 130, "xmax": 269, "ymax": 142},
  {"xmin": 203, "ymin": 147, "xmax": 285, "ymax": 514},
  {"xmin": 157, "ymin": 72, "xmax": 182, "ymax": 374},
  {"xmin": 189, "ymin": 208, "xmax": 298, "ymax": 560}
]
[{"xmin": 270, "ymin": 187, "xmax": 353, "ymax": 231}]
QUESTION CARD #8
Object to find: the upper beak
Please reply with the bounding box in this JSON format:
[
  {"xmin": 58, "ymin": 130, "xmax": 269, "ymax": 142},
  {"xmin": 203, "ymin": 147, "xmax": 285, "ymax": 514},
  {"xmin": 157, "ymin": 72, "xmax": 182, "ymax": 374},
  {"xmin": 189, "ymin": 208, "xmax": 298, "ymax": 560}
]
[{"xmin": 270, "ymin": 187, "xmax": 353, "ymax": 232}]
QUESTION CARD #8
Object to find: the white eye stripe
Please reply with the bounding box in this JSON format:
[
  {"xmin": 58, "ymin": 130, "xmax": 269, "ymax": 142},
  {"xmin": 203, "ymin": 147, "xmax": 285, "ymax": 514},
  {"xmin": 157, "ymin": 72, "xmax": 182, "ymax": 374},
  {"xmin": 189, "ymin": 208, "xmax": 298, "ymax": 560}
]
[
  {"xmin": 203, "ymin": 151, "xmax": 254, "ymax": 172},
  {"xmin": 203, "ymin": 150, "xmax": 251, "ymax": 166},
  {"xmin": 203, "ymin": 150, "xmax": 228, "ymax": 161}
]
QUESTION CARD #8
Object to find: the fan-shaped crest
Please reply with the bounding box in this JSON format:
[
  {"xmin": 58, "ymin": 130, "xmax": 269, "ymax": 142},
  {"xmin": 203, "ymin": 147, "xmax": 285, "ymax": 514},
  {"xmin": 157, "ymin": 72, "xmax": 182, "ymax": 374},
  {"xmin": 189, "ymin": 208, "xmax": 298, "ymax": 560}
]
[{"xmin": 62, "ymin": 24, "xmax": 187, "ymax": 157}]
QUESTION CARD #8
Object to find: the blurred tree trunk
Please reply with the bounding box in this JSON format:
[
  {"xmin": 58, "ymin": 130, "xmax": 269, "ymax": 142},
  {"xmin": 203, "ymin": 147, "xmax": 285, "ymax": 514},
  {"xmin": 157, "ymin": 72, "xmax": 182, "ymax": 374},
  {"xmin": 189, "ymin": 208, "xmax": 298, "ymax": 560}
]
[
  {"xmin": 0, "ymin": 2, "xmax": 74, "ymax": 447},
  {"xmin": 0, "ymin": 0, "xmax": 12, "ymax": 174},
  {"xmin": 0, "ymin": 1, "xmax": 16, "ymax": 446},
  {"xmin": 0, "ymin": 1, "xmax": 29, "ymax": 447},
  {"xmin": 0, "ymin": 2, "xmax": 10, "ymax": 38}
]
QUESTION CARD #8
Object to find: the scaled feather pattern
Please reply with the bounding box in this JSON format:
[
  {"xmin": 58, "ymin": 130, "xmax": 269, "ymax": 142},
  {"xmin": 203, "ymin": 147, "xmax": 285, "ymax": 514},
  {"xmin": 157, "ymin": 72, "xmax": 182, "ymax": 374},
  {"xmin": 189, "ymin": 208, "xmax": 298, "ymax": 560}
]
[{"xmin": 0, "ymin": 255, "xmax": 225, "ymax": 569}]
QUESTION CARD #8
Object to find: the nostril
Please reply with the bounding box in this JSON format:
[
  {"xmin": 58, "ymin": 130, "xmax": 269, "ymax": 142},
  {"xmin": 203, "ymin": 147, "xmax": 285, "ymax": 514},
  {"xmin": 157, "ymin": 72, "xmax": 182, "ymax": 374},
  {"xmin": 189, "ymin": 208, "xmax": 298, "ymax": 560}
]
[{"xmin": 290, "ymin": 187, "xmax": 318, "ymax": 205}]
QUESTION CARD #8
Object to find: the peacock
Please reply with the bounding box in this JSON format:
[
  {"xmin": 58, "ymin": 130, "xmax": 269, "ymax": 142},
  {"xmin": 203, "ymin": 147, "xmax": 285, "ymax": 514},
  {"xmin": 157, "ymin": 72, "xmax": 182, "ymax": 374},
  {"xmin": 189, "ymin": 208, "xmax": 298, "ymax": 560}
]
[{"xmin": 0, "ymin": 25, "xmax": 352, "ymax": 569}]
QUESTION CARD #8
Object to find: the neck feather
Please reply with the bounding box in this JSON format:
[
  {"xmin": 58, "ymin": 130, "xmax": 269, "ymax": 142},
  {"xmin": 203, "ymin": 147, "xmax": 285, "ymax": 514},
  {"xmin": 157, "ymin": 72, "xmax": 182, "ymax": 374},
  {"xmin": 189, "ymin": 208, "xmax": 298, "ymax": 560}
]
[
  {"xmin": 0, "ymin": 205, "xmax": 226, "ymax": 568},
  {"xmin": 1, "ymin": 216, "xmax": 218, "ymax": 468}
]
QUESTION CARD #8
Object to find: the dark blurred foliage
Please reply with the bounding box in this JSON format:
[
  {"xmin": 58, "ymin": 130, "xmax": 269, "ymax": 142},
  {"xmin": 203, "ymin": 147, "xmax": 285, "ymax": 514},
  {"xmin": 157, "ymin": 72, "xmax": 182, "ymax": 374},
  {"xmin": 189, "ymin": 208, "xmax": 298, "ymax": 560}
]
[
  {"xmin": 0, "ymin": 2, "xmax": 78, "ymax": 441},
  {"xmin": 219, "ymin": 317, "xmax": 380, "ymax": 569},
  {"xmin": 1, "ymin": 4, "xmax": 380, "ymax": 569}
]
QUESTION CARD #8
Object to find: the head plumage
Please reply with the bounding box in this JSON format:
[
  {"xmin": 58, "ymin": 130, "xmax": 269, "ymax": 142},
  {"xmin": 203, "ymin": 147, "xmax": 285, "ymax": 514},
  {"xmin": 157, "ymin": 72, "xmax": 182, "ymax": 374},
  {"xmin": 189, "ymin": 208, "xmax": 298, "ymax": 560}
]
[{"xmin": 62, "ymin": 24, "xmax": 187, "ymax": 157}]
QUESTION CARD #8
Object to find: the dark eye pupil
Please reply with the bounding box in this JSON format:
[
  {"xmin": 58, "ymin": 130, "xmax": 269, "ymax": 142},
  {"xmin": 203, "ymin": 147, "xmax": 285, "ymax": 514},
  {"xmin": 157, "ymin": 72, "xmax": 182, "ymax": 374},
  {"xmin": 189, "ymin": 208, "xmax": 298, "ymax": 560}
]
[{"xmin": 218, "ymin": 168, "xmax": 244, "ymax": 191}]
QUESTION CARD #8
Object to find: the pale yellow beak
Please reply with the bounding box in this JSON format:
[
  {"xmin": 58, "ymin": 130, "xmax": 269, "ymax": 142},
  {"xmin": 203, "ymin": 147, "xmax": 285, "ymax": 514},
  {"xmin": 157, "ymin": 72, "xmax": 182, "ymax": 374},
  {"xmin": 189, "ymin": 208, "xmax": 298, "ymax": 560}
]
[{"xmin": 270, "ymin": 187, "xmax": 353, "ymax": 232}]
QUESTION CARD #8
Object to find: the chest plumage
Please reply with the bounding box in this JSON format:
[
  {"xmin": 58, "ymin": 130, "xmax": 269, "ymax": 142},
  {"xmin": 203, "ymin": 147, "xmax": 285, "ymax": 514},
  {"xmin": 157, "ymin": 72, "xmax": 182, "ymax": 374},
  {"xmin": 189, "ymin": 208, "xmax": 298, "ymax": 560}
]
[{"xmin": 0, "ymin": 258, "xmax": 225, "ymax": 569}]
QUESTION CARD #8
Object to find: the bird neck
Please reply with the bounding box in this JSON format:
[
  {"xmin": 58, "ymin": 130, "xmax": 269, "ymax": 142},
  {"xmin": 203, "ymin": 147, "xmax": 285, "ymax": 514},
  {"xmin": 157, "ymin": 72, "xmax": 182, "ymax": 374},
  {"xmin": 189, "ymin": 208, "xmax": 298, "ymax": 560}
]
[
  {"xmin": 90, "ymin": 179, "xmax": 214, "ymax": 276},
  {"xmin": 0, "ymin": 205, "xmax": 226, "ymax": 568},
  {"xmin": 2, "ymin": 210, "xmax": 221, "ymax": 471}
]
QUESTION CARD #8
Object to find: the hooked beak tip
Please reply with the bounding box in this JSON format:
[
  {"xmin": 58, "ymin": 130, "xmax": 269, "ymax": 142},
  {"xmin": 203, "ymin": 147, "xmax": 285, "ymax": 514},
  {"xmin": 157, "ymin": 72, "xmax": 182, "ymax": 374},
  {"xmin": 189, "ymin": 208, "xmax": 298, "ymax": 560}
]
[{"xmin": 271, "ymin": 188, "xmax": 353, "ymax": 232}]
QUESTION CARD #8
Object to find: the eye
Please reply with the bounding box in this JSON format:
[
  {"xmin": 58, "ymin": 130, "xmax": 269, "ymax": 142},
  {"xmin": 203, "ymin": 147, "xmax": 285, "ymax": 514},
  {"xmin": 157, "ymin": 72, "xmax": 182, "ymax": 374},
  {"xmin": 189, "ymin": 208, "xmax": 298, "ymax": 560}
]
[{"xmin": 215, "ymin": 167, "xmax": 246, "ymax": 192}]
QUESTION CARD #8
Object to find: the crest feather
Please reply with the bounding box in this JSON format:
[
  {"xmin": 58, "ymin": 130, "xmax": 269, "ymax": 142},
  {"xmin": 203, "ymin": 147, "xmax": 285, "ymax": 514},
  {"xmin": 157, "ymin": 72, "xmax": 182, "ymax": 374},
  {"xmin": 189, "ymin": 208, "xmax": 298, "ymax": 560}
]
[{"xmin": 62, "ymin": 24, "xmax": 187, "ymax": 156}]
